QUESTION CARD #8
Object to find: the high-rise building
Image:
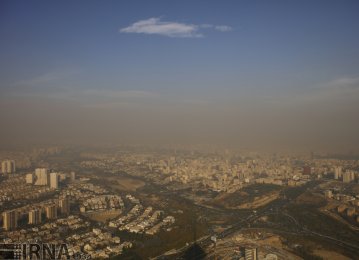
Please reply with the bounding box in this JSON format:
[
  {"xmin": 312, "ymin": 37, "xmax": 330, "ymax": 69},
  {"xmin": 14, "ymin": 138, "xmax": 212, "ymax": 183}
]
[
  {"xmin": 1, "ymin": 160, "xmax": 16, "ymax": 174},
  {"xmin": 350, "ymin": 171, "xmax": 355, "ymax": 182},
  {"xmin": 70, "ymin": 171, "xmax": 76, "ymax": 182},
  {"xmin": 26, "ymin": 173, "xmax": 34, "ymax": 184},
  {"xmin": 35, "ymin": 168, "xmax": 48, "ymax": 186},
  {"xmin": 50, "ymin": 172, "xmax": 59, "ymax": 189},
  {"xmin": 343, "ymin": 170, "xmax": 355, "ymax": 183},
  {"xmin": 45, "ymin": 205, "xmax": 58, "ymax": 219},
  {"xmin": 334, "ymin": 166, "xmax": 342, "ymax": 180},
  {"xmin": 3, "ymin": 210, "xmax": 18, "ymax": 231},
  {"xmin": 245, "ymin": 248, "xmax": 257, "ymax": 260},
  {"xmin": 59, "ymin": 196, "xmax": 70, "ymax": 215},
  {"xmin": 28, "ymin": 209, "xmax": 42, "ymax": 225}
]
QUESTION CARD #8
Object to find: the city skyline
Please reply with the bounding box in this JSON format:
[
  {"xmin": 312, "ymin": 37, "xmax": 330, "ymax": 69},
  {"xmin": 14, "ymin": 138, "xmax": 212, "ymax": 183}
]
[{"xmin": 0, "ymin": 146, "xmax": 358, "ymax": 259}]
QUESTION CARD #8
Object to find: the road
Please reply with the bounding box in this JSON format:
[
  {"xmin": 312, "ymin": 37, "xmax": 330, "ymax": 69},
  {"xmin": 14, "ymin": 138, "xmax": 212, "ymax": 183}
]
[
  {"xmin": 153, "ymin": 196, "xmax": 359, "ymax": 259},
  {"xmin": 153, "ymin": 199, "xmax": 286, "ymax": 259}
]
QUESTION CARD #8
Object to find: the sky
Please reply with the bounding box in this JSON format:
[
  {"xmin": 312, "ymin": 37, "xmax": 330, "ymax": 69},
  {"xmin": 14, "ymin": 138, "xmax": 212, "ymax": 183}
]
[{"xmin": 0, "ymin": 0, "xmax": 359, "ymax": 151}]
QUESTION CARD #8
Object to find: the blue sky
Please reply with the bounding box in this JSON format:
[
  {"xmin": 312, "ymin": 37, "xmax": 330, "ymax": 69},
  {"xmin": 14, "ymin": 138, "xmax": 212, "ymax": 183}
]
[{"xmin": 0, "ymin": 1, "xmax": 359, "ymax": 149}]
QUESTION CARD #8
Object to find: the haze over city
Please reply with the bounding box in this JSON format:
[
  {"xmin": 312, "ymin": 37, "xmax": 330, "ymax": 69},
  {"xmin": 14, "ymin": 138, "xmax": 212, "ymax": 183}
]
[
  {"xmin": 1, "ymin": 2, "xmax": 359, "ymax": 260},
  {"xmin": 1, "ymin": 0, "xmax": 359, "ymax": 151}
]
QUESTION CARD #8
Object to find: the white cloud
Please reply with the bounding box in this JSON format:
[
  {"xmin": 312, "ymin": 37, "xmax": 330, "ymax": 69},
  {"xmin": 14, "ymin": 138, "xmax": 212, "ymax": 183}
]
[
  {"xmin": 319, "ymin": 77, "xmax": 359, "ymax": 90},
  {"xmin": 200, "ymin": 24, "xmax": 213, "ymax": 29},
  {"xmin": 120, "ymin": 17, "xmax": 201, "ymax": 38},
  {"xmin": 200, "ymin": 24, "xmax": 232, "ymax": 31},
  {"xmin": 120, "ymin": 18, "xmax": 232, "ymax": 38},
  {"xmin": 214, "ymin": 25, "xmax": 232, "ymax": 32}
]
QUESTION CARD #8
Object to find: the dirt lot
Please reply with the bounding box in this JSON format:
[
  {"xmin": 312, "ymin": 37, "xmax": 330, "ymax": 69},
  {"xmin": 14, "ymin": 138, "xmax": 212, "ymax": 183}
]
[
  {"xmin": 108, "ymin": 176, "xmax": 145, "ymax": 191},
  {"xmin": 313, "ymin": 249, "xmax": 351, "ymax": 260},
  {"xmin": 210, "ymin": 184, "xmax": 281, "ymax": 209},
  {"xmin": 85, "ymin": 209, "xmax": 122, "ymax": 222},
  {"xmin": 295, "ymin": 191, "xmax": 326, "ymax": 206}
]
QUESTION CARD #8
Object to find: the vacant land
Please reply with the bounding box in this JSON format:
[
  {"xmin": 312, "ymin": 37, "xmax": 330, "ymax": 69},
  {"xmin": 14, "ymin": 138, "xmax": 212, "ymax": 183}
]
[
  {"xmin": 85, "ymin": 209, "xmax": 122, "ymax": 223},
  {"xmin": 295, "ymin": 191, "xmax": 327, "ymax": 207},
  {"xmin": 110, "ymin": 176, "xmax": 145, "ymax": 191},
  {"xmin": 237, "ymin": 191, "xmax": 280, "ymax": 209},
  {"xmin": 88, "ymin": 172, "xmax": 145, "ymax": 192},
  {"xmin": 313, "ymin": 249, "xmax": 351, "ymax": 260},
  {"xmin": 210, "ymin": 184, "xmax": 281, "ymax": 209}
]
